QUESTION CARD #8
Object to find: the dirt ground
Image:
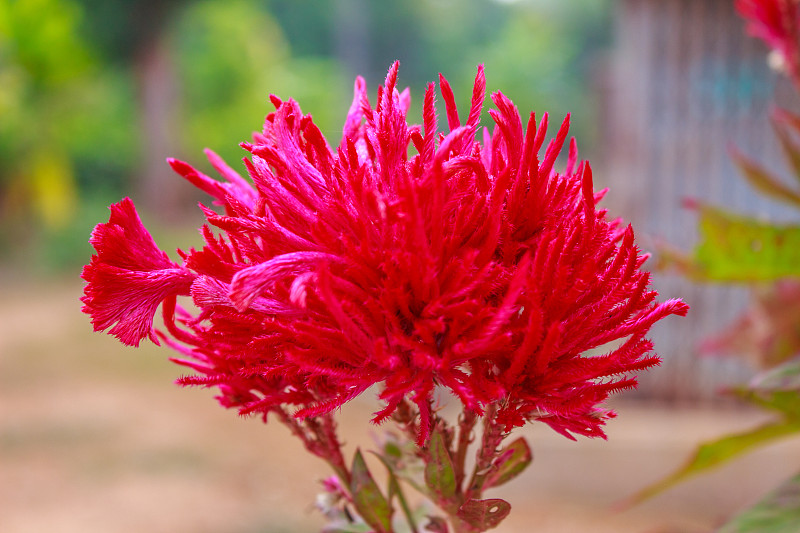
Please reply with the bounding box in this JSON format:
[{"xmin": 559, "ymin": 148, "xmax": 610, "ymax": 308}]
[{"xmin": 2, "ymin": 279, "xmax": 800, "ymax": 533}]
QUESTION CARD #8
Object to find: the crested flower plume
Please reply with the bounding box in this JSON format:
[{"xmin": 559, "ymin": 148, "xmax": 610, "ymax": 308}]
[
  {"xmin": 82, "ymin": 63, "xmax": 688, "ymax": 444},
  {"xmin": 736, "ymin": 0, "xmax": 800, "ymax": 85}
]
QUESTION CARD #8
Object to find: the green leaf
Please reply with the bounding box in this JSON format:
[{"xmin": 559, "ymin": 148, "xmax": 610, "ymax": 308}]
[
  {"xmin": 692, "ymin": 205, "xmax": 800, "ymax": 281},
  {"xmin": 731, "ymin": 147, "xmax": 800, "ymax": 208},
  {"xmin": 729, "ymin": 358, "xmax": 800, "ymax": 418},
  {"xmin": 719, "ymin": 472, "xmax": 800, "ymax": 533},
  {"xmin": 349, "ymin": 449, "xmax": 393, "ymax": 533},
  {"xmin": 371, "ymin": 451, "xmax": 419, "ymax": 533},
  {"xmin": 483, "ymin": 437, "xmax": 533, "ymax": 489},
  {"xmin": 626, "ymin": 419, "xmax": 800, "ymax": 505},
  {"xmin": 751, "ymin": 357, "xmax": 800, "ymax": 391},
  {"xmin": 456, "ymin": 498, "xmax": 511, "ymax": 531},
  {"xmin": 424, "ymin": 428, "xmax": 457, "ymax": 501}
]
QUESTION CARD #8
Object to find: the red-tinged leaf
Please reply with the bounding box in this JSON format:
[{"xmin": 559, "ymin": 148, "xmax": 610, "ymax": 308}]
[
  {"xmin": 693, "ymin": 204, "xmax": 800, "ymax": 281},
  {"xmin": 350, "ymin": 449, "xmax": 393, "ymax": 533},
  {"xmin": 483, "ymin": 437, "xmax": 533, "ymax": 489},
  {"xmin": 624, "ymin": 420, "xmax": 800, "ymax": 506},
  {"xmin": 773, "ymin": 107, "xmax": 800, "ymax": 138},
  {"xmin": 456, "ymin": 498, "xmax": 511, "ymax": 531},
  {"xmin": 772, "ymin": 120, "xmax": 800, "ymax": 185},
  {"xmin": 730, "ymin": 147, "xmax": 800, "ymax": 208},
  {"xmin": 699, "ymin": 282, "xmax": 800, "ymax": 368},
  {"xmin": 424, "ymin": 428, "xmax": 457, "ymax": 502},
  {"xmin": 718, "ymin": 472, "xmax": 800, "ymax": 532}
]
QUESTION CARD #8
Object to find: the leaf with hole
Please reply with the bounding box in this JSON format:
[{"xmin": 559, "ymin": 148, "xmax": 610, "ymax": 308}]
[{"xmin": 456, "ymin": 498, "xmax": 511, "ymax": 531}]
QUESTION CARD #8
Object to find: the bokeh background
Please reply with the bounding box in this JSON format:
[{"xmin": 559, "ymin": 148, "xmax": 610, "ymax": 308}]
[{"xmin": 2, "ymin": 0, "xmax": 800, "ymax": 531}]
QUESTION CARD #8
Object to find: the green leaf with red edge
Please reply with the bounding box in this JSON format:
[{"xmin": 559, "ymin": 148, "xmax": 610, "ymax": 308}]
[
  {"xmin": 730, "ymin": 147, "xmax": 800, "ymax": 208},
  {"xmin": 624, "ymin": 419, "xmax": 800, "ymax": 506},
  {"xmin": 691, "ymin": 204, "xmax": 800, "ymax": 281},
  {"xmin": 718, "ymin": 472, "xmax": 800, "ymax": 533},
  {"xmin": 729, "ymin": 358, "xmax": 800, "ymax": 418},
  {"xmin": 424, "ymin": 428, "xmax": 457, "ymax": 502},
  {"xmin": 482, "ymin": 437, "xmax": 533, "ymax": 490},
  {"xmin": 456, "ymin": 498, "xmax": 511, "ymax": 531},
  {"xmin": 349, "ymin": 449, "xmax": 393, "ymax": 533}
]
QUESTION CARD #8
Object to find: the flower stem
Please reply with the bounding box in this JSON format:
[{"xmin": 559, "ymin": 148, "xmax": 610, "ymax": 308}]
[
  {"xmin": 465, "ymin": 403, "xmax": 505, "ymax": 502},
  {"xmin": 453, "ymin": 409, "xmax": 478, "ymax": 492}
]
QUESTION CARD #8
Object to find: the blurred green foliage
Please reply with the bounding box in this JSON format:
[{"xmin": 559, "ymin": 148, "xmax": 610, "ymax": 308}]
[
  {"xmin": 0, "ymin": 0, "xmax": 612, "ymax": 274},
  {"xmin": 174, "ymin": 0, "xmax": 349, "ymax": 169}
]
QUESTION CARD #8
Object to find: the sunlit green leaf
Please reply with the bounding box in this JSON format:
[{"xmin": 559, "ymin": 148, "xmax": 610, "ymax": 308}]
[
  {"xmin": 350, "ymin": 449, "xmax": 393, "ymax": 533},
  {"xmin": 483, "ymin": 437, "xmax": 533, "ymax": 489},
  {"xmin": 456, "ymin": 498, "xmax": 511, "ymax": 531},
  {"xmin": 424, "ymin": 428, "xmax": 457, "ymax": 501},
  {"xmin": 626, "ymin": 419, "xmax": 800, "ymax": 505},
  {"xmin": 719, "ymin": 472, "xmax": 800, "ymax": 533},
  {"xmin": 692, "ymin": 205, "xmax": 800, "ymax": 281}
]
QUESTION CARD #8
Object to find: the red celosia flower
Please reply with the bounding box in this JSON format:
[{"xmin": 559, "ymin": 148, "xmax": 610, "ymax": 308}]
[
  {"xmin": 82, "ymin": 63, "xmax": 688, "ymax": 444},
  {"xmin": 736, "ymin": 0, "xmax": 800, "ymax": 85}
]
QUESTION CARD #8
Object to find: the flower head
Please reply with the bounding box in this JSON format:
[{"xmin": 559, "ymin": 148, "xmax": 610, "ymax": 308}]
[
  {"xmin": 736, "ymin": 0, "xmax": 800, "ymax": 84},
  {"xmin": 82, "ymin": 63, "xmax": 687, "ymax": 443}
]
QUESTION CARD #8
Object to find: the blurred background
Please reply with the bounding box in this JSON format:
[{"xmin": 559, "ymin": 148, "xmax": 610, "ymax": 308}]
[{"xmin": 2, "ymin": 0, "xmax": 800, "ymax": 531}]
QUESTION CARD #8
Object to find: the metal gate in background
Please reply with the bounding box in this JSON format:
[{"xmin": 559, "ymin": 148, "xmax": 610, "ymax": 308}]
[{"xmin": 601, "ymin": 0, "xmax": 798, "ymax": 402}]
